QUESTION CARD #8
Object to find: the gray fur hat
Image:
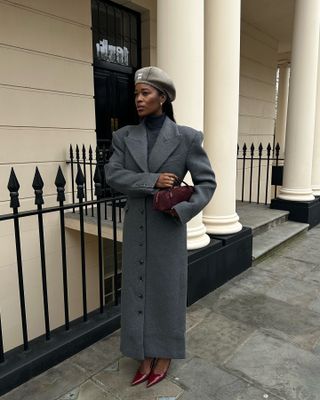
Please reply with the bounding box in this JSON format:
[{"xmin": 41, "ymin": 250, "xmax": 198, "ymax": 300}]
[{"xmin": 134, "ymin": 66, "xmax": 176, "ymax": 102}]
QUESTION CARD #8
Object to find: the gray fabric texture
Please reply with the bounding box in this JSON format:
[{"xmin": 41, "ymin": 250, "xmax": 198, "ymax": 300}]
[{"xmin": 104, "ymin": 116, "xmax": 217, "ymax": 360}]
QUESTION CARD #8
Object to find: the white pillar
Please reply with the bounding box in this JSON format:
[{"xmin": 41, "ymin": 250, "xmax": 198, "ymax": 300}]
[
  {"xmin": 312, "ymin": 37, "xmax": 320, "ymax": 196},
  {"xmin": 202, "ymin": 0, "xmax": 242, "ymax": 234},
  {"xmin": 157, "ymin": 0, "xmax": 210, "ymax": 249},
  {"xmin": 275, "ymin": 63, "xmax": 290, "ymax": 159},
  {"xmin": 278, "ymin": 0, "xmax": 320, "ymax": 202}
]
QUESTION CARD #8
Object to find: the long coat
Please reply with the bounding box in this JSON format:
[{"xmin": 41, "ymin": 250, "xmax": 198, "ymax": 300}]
[{"xmin": 104, "ymin": 116, "xmax": 217, "ymax": 360}]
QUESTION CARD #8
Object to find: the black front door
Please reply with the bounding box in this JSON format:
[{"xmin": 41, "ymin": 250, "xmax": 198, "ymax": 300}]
[
  {"xmin": 92, "ymin": 0, "xmax": 141, "ymax": 146},
  {"xmin": 94, "ymin": 68, "xmax": 138, "ymax": 145}
]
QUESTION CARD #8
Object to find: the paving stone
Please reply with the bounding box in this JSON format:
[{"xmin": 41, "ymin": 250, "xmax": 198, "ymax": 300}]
[
  {"xmin": 173, "ymin": 356, "xmax": 280, "ymax": 400},
  {"xmin": 214, "ymin": 291, "xmax": 320, "ymax": 339},
  {"xmin": 302, "ymin": 265, "xmax": 320, "ymax": 285},
  {"xmin": 265, "ymin": 276, "xmax": 320, "ymax": 314},
  {"xmin": 69, "ymin": 331, "xmax": 122, "ymax": 376},
  {"xmin": 277, "ymin": 242, "xmax": 320, "ymax": 265},
  {"xmin": 93, "ymin": 356, "xmax": 183, "ymax": 400},
  {"xmin": 1, "ymin": 360, "xmax": 88, "ymax": 400},
  {"xmin": 186, "ymin": 311, "xmax": 254, "ymax": 365},
  {"xmin": 225, "ymin": 330, "xmax": 320, "ymax": 400},
  {"xmin": 186, "ymin": 302, "xmax": 212, "ymax": 333},
  {"xmin": 231, "ymin": 267, "xmax": 280, "ymax": 294},
  {"xmin": 58, "ymin": 379, "xmax": 115, "ymax": 400},
  {"xmin": 256, "ymin": 255, "xmax": 317, "ymax": 279}
]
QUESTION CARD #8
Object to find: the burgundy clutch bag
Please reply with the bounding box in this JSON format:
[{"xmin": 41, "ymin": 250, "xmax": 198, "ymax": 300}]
[{"xmin": 153, "ymin": 180, "xmax": 195, "ymax": 212}]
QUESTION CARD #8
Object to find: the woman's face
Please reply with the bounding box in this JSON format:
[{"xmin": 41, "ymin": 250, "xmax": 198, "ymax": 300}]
[{"xmin": 135, "ymin": 83, "xmax": 166, "ymax": 118}]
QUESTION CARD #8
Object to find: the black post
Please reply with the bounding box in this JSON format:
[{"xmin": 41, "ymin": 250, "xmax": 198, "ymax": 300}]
[
  {"xmin": 7, "ymin": 168, "xmax": 29, "ymax": 350},
  {"xmin": 265, "ymin": 143, "xmax": 272, "ymax": 205},
  {"xmin": 55, "ymin": 167, "xmax": 70, "ymax": 330},
  {"xmin": 249, "ymin": 143, "xmax": 254, "ymax": 203},
  {"xmin": 76, "ymin": 165, "xmax": 87, "ymax": 321},
  {"xmin": 94, "ymin": 166, "xmax": 104, "ymax": 313},
  {"xmin": 32, "ymin": 167, "xmax": 50, "ymax": 340},
  {"xmin": 257, "ymin": 143, "xmax": 263, "ymax": 204},
  {"xmin": 69, "ymin": 145, "xmax": 75, "ymax": 212},
  {"xmin": 0, "ymin": 313, "xmax": 4, "ymax": 363},
  {"xmin": 111, "ymin": 196, "xmax": 119, "ymax": 306},
  {"xmin": 82, "ymin": 145, "xmax": 88, "ymax": 216},
  {"xmin": 274, "ymin": 142, "xmax": 280, "ymax": 198},
  {"xmin": 89, "ymin": 145, "xmax": 94, "ymax": 217},
  {"xmin": 241, "ymin": 143, "xmax": 247, "ymax": 202}
]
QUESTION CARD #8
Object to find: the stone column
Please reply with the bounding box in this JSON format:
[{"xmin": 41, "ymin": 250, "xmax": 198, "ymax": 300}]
[
  {"xmin": 157, "ymin": 0, "xmax": 210, "ymax": 249},
  {"xmin": 275, "ymin": 63, "xmax": 290, "ymax": 159},
  {"xmin": 278, "ymin": 0, "xmax": 320, "ymax": 202},
  {"xmin": 202, "ymin": 0, "xmax": 242, "ymax": 234},
  {"xmin": 312, "ymin": 37, "xmax": 320, "ymax": 196}
]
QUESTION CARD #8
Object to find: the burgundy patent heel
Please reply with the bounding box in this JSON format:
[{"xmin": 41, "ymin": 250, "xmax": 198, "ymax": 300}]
[
  {"xmin": 131, "ymin": 358, "xmax": 156, "ymax": 386},
  {"xmin": 146, "ymin": 359, "xmax": 171, "ymax": 388}
]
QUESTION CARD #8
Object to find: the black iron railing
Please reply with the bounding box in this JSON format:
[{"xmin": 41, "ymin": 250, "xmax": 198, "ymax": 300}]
[
  {"xmin": 237, "ymin": 142, "xmax": 284, "ymax": 204},
  {"xmin": 0, "ymin": 158, "xmax": 126, "ymax": 365}
]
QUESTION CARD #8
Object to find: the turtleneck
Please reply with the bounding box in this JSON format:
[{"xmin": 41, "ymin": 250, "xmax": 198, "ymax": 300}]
[
  {"xmin": 144, "ymin": 113, "xmax": 166, "ymax": 157},
  {"xmin": 145, "ymin": 113, "xmax": 166, "ymax": 131}
]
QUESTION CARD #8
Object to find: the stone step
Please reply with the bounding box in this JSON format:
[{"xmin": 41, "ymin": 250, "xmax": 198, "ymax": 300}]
[
  {"xmin": 252, "ymin": 220, "xmax": 309, "ymax": 261},
  {"xmin": 237, "ymin": 201, "xmax": 290, "ymax": 236}
]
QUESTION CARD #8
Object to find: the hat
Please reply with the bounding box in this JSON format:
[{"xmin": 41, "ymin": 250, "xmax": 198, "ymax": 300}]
[{"xmin": 134, "ymin": 66, "xmax": 176, "ymax": 102}]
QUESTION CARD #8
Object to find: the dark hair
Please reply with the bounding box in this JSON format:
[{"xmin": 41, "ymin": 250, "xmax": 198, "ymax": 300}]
[
  {"xmin": 157, "ymin": 89, "xmax": 176, "ymax": 122},
  {"xmin": 162, "ymin": 99, "xmax": 176, "ymax": 122}
]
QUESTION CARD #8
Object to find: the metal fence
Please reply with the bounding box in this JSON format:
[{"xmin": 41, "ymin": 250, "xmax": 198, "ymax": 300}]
[
  {"xmin": 0, "ymin": 150, "xmax": 126, "ymax": 367},
  {"xmin": 237, "ymin": 141, "xmax": 284, "ymax": 204}
]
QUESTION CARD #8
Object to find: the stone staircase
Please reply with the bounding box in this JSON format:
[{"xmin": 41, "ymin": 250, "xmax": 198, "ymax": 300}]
[{"xmin": 237, "ymin": 201, "xmax": 309, "ymax": 263}]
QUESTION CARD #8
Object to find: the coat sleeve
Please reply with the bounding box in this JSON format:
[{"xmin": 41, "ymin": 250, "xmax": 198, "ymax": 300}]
[
  {"xmin": 104, "ymin": 131, "xmax": 161, "ymax": 196},
  {"xmin": 172, "ymin": 131, "xmax": 217, "ymax": 224}
]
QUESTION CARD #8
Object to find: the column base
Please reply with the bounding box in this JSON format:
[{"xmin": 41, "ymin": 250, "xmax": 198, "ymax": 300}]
[
  {"xmin": 202, "ymin": 212, "xmax": 243, "ymax": 234},
  {"xmin": 278, "ymin": 187, "xmax": 315, "ymax": 201},
  {"xmin": 187, "ymin": 227, "xmax": 252, "ymax": 305},
  {"xmin": 187, "ymin": 223, "xmax": 210, "ymax": 250},
  {"xmin": 270, "ymin": 197, "xmax": 320, "ymax": 228},
  {"xmin": 312, "ymin": 186, "xmax": 320, "ymax": 196}
]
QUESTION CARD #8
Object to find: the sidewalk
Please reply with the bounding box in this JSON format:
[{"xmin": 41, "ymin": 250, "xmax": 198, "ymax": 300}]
[{"xmin": 2, "ymin": 224, "xmax": 320, "ymax": 400}]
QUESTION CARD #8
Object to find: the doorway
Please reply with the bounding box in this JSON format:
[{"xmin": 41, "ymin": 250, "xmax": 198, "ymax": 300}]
[{"xmin": 92, "ymin": 0, "xmax": 141, "ymax": 146}]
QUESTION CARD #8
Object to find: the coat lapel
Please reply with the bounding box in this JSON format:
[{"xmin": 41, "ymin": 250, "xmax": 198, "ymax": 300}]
[
  {"xmin": 148, "ymin": 117, "xmax": 181, "ymax": 172},
  {"xmin": 123, "ymin": 117, "xmax": 181, "ymax": 173},
  {"xmin": 123, "ymin": 123, "xmax": 149, "ymax": 172}
]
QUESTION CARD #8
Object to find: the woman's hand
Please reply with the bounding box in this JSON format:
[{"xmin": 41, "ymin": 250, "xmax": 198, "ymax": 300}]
[{"xmin": 155, "ymin": 172, "xmax": 179, "ymax": 189}]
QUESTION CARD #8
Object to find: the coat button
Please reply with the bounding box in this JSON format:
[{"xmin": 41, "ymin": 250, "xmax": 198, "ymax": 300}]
[
  {"xmin": 139, "ymin": 242, "xmax": 143, "ymax": 247},
  {"xmin": 139, "ymin": 259, "xmax": 144, "ymax": 264},
  {"xmin": 139, "ymin": 225, "xmax": 143, "ymax": 230},
  {"xmin": 140, "ymin": 209, "xmax": 144, "ymax": 214},
  {"xmin": 139, "ymin": 276, "xmax": 143, "ymax": 281},
  {"xmin": 138, "ymin": 310, "xmax": 143, "ymax": 314},
  {"xmin": 139, "ymin": 294, "xmax": 143, "ymax": 299}
]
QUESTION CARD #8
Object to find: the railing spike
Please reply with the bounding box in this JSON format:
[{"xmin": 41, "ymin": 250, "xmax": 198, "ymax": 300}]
[
  {"xmin": 76, "ymin": 145, "xmax": 80, "ymax": 163},
  {"xmin": 32, "ymin": 167, "xmax": 44, "ymax": 190},
  {"xmin": 89, "ymin": 145, "xmax": 93, "ymax": 161},
  {"xmin": 8, "ymin": 168, "xmax": 20, "ymax": 208},
  {"xmin": 55, "ymin": 166, "xmax": 66, "ymax": 202},
  {"xmin": 69, "ymin": 144, "xmax": 73, "ymax": 159},
  {"xmin": 94, "ymin": 166, "xmax": 102, "ymax": 199},
  {"xmin": 82, "ymin": 144, "xmax": 86, "ymax": 159},
  {"xmin": 32, "ymin": 167, "xmax": 44, "ymax": 206},
  {"xmin": 8, "ymin": 168, "xmax": 20, "ymax": 192},
  {"xmin": 76, "ymin": 164, "xmax": 85, "ymax": 200}
]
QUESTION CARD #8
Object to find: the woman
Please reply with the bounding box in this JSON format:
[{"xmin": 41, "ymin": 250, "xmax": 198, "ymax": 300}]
[{"xmin": 105, "ymin": 66, "xmax": 217, "ymax": 388}]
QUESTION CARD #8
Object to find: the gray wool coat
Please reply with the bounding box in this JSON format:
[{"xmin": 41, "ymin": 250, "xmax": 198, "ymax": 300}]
[{"xmin": 104, "ymin": 116, "xmax": 217, "ymax": 360}]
